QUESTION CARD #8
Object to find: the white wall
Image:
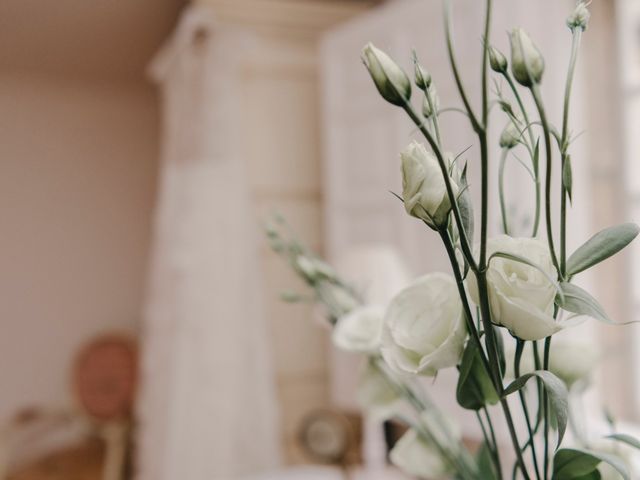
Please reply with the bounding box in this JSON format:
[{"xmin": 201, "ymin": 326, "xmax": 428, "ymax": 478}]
[{"xmin": 0, "ymin": 72, "xmax": 159, "ymax": 419}]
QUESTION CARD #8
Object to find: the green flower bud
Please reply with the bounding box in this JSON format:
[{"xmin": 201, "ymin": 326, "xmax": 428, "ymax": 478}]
[
  {"xmin": 362, "ymin": 43, "xmax": 412, "ymax": 106},
  {"xmin": 414, "ymin": 63, "xmax": 432, "ymax": 90},
  {"xmin": 509, "ymin": 28, "xmax": 545, "ymax": 87},
  {"xmin": 499, "ymin": 122, "xmax": 520, "ymax": 149},
  {"xmin": 489, "ymin": 46, "xmax": 508, "ymax": 73},
  {"xmin": 567, "ymin": 2, "xmax": 590, "ymax": 31}
]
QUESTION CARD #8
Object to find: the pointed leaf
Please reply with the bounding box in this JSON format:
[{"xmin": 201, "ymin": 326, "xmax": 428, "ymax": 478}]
[
  {"xmin": 607, "ymin": 433, "xmax": 640, "ymax": 451},
  {"xmin": 504, "ymin": 371, "xmax": 568, "ymax": 448},
  {"xmin": 567, "ymin": 223, "xmax": 640, "ymax": 276},
  {"xmin": 556, "ymin": 282, "xmax": 611, "ymax": 324},
  {"xmin": 456, "ymin": 339, "xmax": 499, "ymax": 410},
  {"xmin": 563, "ymin": 155, "xmax": 573, "ymax": 203},
  {"xmin": 476, "ymin": 442, "xmax": 499, "ymax": 480},
  {"xmin": 552, "ymin": 448, "xmax": 629, "ymax": 480},
  {"xmin": 458, "ymin": 162, "xmax": 474, "ymax": 246}
]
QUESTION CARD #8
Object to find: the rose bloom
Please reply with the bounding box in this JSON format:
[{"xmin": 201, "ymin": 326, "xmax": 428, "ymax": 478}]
[
  {"xmin": 332, "ymin": 305, "xmax": 384, "ymax": 354},
  {"xmin": 400, "ymin": 141, "xmax": 458, "ymax": 228},
  {"xmin": 467, "ymin": 236, "xmax": 561, "ymax": 341},
  {"xmin": 381, "ymin": 273, "xmax": 467, "ymax": 376}
]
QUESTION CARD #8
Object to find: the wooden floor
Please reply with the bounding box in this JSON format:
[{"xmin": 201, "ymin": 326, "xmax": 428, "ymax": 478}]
[{"xmin": 8, "ymin": 440, "xmax": 104, "ymax": 480}]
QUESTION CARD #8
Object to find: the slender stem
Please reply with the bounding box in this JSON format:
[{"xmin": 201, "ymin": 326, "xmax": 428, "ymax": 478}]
[
  {"xmin": 439, "ymin": 229, "xmax": 493, "ymax": 382},
  {"xmin": 542, "ymin": 336, "xmax": 552, "ymax": 480},
  {"xmin": 503, "ymin": 73, "xmax": 541, "ymax": 237},
  {"xmin": 403, "ymin": 103, "xmax": 477, "ymax": 271},
  {"xmin": 530, "ymin": 85, "xmax": 561, "ymax": 276},
  {"xmin": 481, "ymin": 0, "xmax": 492, "ymax": 128},
  {"xmin": 476, "ymin": 274, "xmax": 531, "ymax": 480},
  {"xmin": 427, "ymin": 92, "xmax": 443, "ymax": 147},
  {"xmin": 484, "ymin": 407, "xmax": 503, "ymax": 480},
  {"xmin": 515, "ymin": 341, "xmax": 542, "ymax": 480},
  {"xmin": 560, "ymin": 30, "xmax": 582, "ymax": 275},
  {"xmin": 443, "ymin": 0, "xmax": 481, "ymax": 132},
  {"xmin": 499, "ymin": 148, "xmax": 510, "ymax": 235}
]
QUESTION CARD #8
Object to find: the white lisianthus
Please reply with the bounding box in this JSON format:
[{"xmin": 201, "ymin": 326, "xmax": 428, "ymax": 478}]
[
  {"xmin": 332, "ymin": 305, "xmax": 384, "ymax": 353},
  {"xmin": 509, "ymin": 28, "xmax": 545, "ymax": 87},
  {"xmin": 390, "ymin": 411, "xmax": 459, "ymax": 479},
  {"xmin": 362, "ymin": 43, "xmax": 412, "ymax": 107},
  {"xmin": 401, "ymin": 141, "xmax": 458, "ymax": 228},
  {"xmin": 467, "ymin": 236, "xmax": 561, "ymax": 341},
  {"xmin": 381, "ymin": 273, "xmax": 467, "ymax": 376},
  {"xmin": 357, "ymin": 362, "xmax": 401, "ymax": 420}
]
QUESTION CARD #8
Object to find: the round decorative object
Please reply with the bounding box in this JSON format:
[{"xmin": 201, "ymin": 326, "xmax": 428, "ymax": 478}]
[
  {"xmin": 72, "ymin": 335, "xmax": 137, "ymax": 421},
  {"xmin": 298, "ymin": 409, "xmax": 361, "ymax": 465}
]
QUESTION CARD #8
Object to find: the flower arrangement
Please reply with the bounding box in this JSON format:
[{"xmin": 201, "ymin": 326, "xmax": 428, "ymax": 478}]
[{"xmin": 267, "ymin": 1, "xmax": 640, "ymax": 478}]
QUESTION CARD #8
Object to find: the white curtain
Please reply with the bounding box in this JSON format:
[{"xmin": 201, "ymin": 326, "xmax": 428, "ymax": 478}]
[{"xmin": 136, "ymin": 6, "xmax": 281, "ymax": 480}]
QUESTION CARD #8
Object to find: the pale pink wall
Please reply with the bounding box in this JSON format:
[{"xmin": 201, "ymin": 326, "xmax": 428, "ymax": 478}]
[{"xmin": 0, "ymin": 72, "xmax": 159, "ymax": 419}]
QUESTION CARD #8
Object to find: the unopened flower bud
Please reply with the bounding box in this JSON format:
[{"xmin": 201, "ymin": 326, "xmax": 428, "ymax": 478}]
[
  {"xmin": 499, "ymin": 122, "xmax": 520, "ymax": 149},
  {"xmin": 489, "ymin": 46, "xmax": 508, "ymax": 73},
  {"xmin": 509, "ymin": 28, "xmax": 545, "ymax": 87},
  {"xmin": 400, "ymin": 141, "xmax": 457, "ymax": 228},
  {"xmin": 567, "ymin": 2, "xmax": 590, "ymax": 31},
  {"xmin": 414, "ymin": 63, "xmax": 432, "ymax": 90},
  {"xmin": 362, "ymin": 43, "xmax": 412, "ymax": 106}
]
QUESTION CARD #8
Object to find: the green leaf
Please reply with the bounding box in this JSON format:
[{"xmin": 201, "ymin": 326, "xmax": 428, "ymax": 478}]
[
  {"xmin": 476, "ymin": 442, "xmax": 498, "ymax": 480},
  {"xmin": 456, "ymin": 339, "xmax": 499, "ymax": 410},
  {"xmin": 494, "ymin": 327, "xmax": 506, "ymax": 379},
  {"xmin": 607, "ymin": 433, "xmax": 640, "ymax": 450},
  {"xmin": 556, "ymin": 282, "xmax": 611, "ymax": 324},
  {"xmin": 504, "ymin": 371, "xmax": 568, "ymax": 448},
  {"xmin": 572, "ymin": 471, "xmax": 602, "ymax": 480},
  {"xmin": 563, "ymin": 155, "xmax": 573, "ymax": 204},
  {"xmin": 567, "ymin": 223, "xmax": 640, "ymax": 276},
  {"xmin": 552, "ymin": 448, "xmax": 629, "ymax": 480},
  {"xmin": 458, "ymin": 162, "xmax": 474, "ymax": 246}
]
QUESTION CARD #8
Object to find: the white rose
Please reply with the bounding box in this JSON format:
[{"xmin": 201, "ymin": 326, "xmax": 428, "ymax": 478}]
[
  {"xmin": 332, "ymin": 305, "xmax": 384, "ymax": 353},
  {"xmin": 357, "ymin": 362, "xmax": 401, "ymax": 420},
  {"xmin": 467, "ymin": 236, "xmax": 561, "ymax": 341},
  {"xmin": 381, "ymin": 273, "xmax": 467, "ymax": 376},
  {"xmin": 390, "ymin": 411, "xmax": 459, "ymax": 479},
  {"xmin": 401, "ymin": 141, "xmax": 458, "ymax": 228}
]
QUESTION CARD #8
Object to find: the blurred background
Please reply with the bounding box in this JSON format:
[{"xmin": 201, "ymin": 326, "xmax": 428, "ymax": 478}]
[{"xmin": 0, "ymin": 0, "xmax": 639, "ymax": 479}]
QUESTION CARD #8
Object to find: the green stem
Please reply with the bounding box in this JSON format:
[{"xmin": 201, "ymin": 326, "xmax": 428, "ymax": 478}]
[
  {"xmin": 403, "ymin": 103, "xmax": 477, "ymax": 271},
  {"xmin": 426, "ymin": 92, "xmax": 443, "ymax": 147},
  {"xmin": 476, "ymin": 274, "xmax": 531, "ymax": 480},
  {"xmin": 484, "ymin": 407, "xmax": 503, "ymax": 480},
  {"xmin": 503, "ymin": 73, "xmax": 541, "ymax": 237},
  {"xmin": 499, "ymin": 148, "xmax": 510, "ymax": 235},
  {"xmin": 560, "ymin": 30, "xmax": 582, "ymax": 275},
  {"xmin": 443, "ymin": 0, "xmax": 481, "ymax": 133},
  {"xmin": 515, "ymin": 341, "xmax": 542, "ymax": 480},
  {"xmin": 543, "ymin": 336, "xmax": 552, "ymax": 480},
  {"xmin": 530, "ymin": 85, "xmax": 561, "ymax": 276},
  {"xmin": 439, "ymin": 229, "xmax": 493, "ymax": 386}
]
